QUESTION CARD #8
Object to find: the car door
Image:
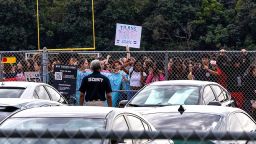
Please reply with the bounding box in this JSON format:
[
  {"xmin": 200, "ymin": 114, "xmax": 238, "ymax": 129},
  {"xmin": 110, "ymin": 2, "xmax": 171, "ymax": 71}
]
[
  {"xmin": 112, "ymin": 115, "xmax": 133, "ymax": 144},
  {"xmin": 202, "ymin": 85, "xmax": 216, "ymax": 105},
  {"xmin": 34, "ymin": 85, "xmax": 51, "ymax": 100}
]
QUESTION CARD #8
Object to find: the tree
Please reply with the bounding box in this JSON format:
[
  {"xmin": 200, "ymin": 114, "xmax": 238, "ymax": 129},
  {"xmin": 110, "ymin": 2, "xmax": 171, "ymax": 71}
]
[
  {"xmin": 95, "ymin": 0, "xmax": 152, "ymax": 50},
  {"xmin": 0, "ymin": 0, "xmax": 255, "ymax": 51},
  {"xmin": 235, "ymin": 0, "xmax": 256, "ymax": 50},
  {"xmin": 0, "ymin": 0, "xmax": 37, "ymax": 50}
]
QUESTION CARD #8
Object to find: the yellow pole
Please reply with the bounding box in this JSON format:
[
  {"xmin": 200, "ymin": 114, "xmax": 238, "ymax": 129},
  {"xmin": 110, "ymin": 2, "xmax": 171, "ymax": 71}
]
[
  {"xmin": 47, "ymin": 47, "xmax": 95, "ymax": 51},
  {"xmin": 36, "ymin": 0, "xmax": 40, "ymax": 50},
  {"xmin": 91, "ymin": 0, "xmax": 96, "ymax": 50}
]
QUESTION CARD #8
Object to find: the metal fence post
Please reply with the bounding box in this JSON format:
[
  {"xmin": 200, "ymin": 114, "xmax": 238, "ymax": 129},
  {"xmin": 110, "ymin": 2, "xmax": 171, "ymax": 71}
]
[
  {"xmin": 42, "ymin": 47, "xmax": 48, "ymax": 83},
  {"xmin": 164, "ymin": 52, "xmax": 169, "ymax": 80},
  {"xmin": 0, "ymin": 53, "xmax": 2, "ymax": 81}
]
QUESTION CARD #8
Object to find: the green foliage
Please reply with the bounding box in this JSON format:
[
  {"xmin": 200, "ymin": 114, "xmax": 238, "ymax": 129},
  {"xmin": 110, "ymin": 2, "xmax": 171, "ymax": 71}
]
[
  {"xmin": 0, "ymin": 0, "xmax": 255, "ymax": 51},
  {"xmin": 0, "ymin": 0, "xmax": 36, "ymax": 50},
  {"xmin": 235, "ymin": 0, "xmax": 256, "ymax": 49}
]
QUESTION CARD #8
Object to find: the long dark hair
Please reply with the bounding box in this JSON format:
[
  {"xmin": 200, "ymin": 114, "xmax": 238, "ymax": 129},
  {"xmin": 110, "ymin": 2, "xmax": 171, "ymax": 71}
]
[
  {"xmin": 26, "ymin": 58, "xmax": 35, "ymax": 71},
  {"xmin": 133, "ymin": 61, "xmax": 143, "ymax": 72},
  {"xmin": 18, "ymin": 59, "xmax": 28, "ymax": 72},
  {"xmin": 249, "ymin": 65, "xmax": 256, "ymax": 75},
  {"xmin": 153, "ymin": 61, "xmax": 164, "ymax": 76}
]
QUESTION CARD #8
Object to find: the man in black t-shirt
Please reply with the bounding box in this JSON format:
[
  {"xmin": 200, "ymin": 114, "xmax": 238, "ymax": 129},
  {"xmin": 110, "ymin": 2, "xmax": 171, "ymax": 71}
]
[{"xmin": 79, "ymin": 60, "xmax": 112, "ymax": 107}]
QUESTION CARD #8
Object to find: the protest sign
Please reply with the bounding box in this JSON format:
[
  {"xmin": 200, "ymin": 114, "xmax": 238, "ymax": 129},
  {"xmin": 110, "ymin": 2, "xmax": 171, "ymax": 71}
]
[
  {"xmin": 115, "ymin": 23, "xmax": 142, "ymax": 48},
  {"xmin": 24, "ymin": 72, "xmax": 41, "ymax": 82}
]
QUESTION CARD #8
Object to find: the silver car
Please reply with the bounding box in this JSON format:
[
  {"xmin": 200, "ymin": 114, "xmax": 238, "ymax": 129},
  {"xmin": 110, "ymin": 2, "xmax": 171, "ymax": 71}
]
[
  {"xmin": 136, "ymin": 105, "xmax": 256, "ymax": 132},
  {"xmin": 134, "ymin": 105, "xmax": 256, "ymax": 144},
  {"xmin": 121, "ymin": 80, "xmax": 236, "ymax": 107},
  {"xmin": 0, "ymin": 106, "xmax": 173, "ymax": 144}
]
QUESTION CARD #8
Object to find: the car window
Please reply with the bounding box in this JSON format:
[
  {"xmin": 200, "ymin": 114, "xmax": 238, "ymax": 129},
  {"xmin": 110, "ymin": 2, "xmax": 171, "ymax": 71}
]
[
  {"xmin": 112, "ymin": 115, "xmax": 129, "ymax": 131},
  {"xmin": 130, "ymin": 85, "xmax": 200, "ymax": 106},
  {"xmin": 35, "ymin": 86, "xmax": 50, "ymax": 100},
  {"xmin": 203, "ymin": 86, "xmax": 216, "ymax": 104},
  {"xmin": 44, "ymin": 86, "xmax": 61, "ymax": 101},
  {"xmin": 126, "ymin": 115, "xmax": 145, "ymax": 131},
  {"xmin": 0, "ymin": 112, "xmax": 14, "ymax": 122},
  {"xmin": 33, "ymin": 91, "xmax": 39, "ymax": 99},
  {"xmin": 0, "ymin": 87, "xmax": 25, "ymax": 98},
  {"xmin": 211, "ymin": 85, "xmax": 228, "ymax": 102},
  {"xmin": 126, "ymin": 115, "xmax": 149, "ymax": 144},
  {"xmin": 112, "ymin": 116, "xmax": 132, "ymax": 144},
  {"xmin": 142, "ymin": 121, "xmax": 150, "ymax": 131},
  {"xmin": 58, "ymin": 97, "xmax": 67, "ymax": 104},
  {"xmin": 229, "ymin": 112, "xmax": 256, "ymax": 132}
]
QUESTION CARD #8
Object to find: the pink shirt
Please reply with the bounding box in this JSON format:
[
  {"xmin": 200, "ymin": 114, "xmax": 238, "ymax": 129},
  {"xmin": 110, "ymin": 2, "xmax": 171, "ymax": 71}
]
[{"xmin": 146, "ymin": 72, "xmax": 165, "ymax": 84}]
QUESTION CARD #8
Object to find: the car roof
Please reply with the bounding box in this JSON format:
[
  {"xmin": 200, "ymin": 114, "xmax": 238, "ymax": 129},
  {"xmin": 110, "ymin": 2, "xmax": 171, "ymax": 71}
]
[
  {"xmin": 0, "ymin": 81, "xmax": 45, "ymax": 88},
  {"xmin": 131, "ymin": 105, "xmax": 243, "ymax": 116},
  {"xmin": 149, "ymin": 80, "xmax": 217, "ymax": 86},
  {"xmin": 10, "ymin": 106, "xmax": 133, "ymax": 119}
]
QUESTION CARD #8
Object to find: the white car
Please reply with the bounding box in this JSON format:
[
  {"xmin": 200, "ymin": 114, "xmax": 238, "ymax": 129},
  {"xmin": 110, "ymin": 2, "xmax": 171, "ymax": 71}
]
[
  {"xmin": 0, "ymin": 98, "xmax": 64, "ymax": 121},
  {"xmin": 0, "ymin": 81, "xmax": 68, "ymax": 104}
]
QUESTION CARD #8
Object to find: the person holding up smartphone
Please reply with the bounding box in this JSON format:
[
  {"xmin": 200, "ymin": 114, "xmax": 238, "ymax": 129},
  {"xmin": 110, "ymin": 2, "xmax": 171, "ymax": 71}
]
[{"xmin": 194, "ymin": 54, "xmax": 220, "ymax": 82}]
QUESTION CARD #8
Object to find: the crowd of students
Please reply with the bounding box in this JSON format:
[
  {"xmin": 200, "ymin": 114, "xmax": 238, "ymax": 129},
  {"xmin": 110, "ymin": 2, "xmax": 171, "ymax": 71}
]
[{"xmin": 2, "ymin": 49, "xmax": 256, "ymax": 114}]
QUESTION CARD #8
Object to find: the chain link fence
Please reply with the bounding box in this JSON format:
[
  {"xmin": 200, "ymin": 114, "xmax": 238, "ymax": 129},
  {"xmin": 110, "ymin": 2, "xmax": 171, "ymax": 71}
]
[
  {"xmin": 0, "ymin": 129, "xmax": 256, "ymax": 143},
  {"xmin": 0, "ymin": 49, "xmax": 256, "ymax": 111}
]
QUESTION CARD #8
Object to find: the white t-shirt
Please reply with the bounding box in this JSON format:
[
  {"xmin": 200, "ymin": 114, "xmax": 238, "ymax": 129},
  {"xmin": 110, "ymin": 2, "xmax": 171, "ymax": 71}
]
[{"xmin": 129, "ymin": 67, "xmax": 147, "ymax": 87}]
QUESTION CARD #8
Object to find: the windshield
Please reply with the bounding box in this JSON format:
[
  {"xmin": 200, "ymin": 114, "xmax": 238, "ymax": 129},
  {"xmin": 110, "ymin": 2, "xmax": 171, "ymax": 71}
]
[
  {"xmin": 144, "ymin": 113, "xmax": 221, "ymax": 131},
  {"xmin": 0, "ymin": 118, "xmax": 106, "ymax": 144},
  {"xmin": 0, "ymin": 112, "xmax": 13, "ymax": 121},
  {"xmin": 0, "ymin": 117, "xmax": 106, "ymax": 130},
  {"xmin": 129, "ymin": 85, "xmax": 200, "ymax": 106},
  {"xmin": 0, "ymin": 87, "xmax": 25, "ymax": 98}
]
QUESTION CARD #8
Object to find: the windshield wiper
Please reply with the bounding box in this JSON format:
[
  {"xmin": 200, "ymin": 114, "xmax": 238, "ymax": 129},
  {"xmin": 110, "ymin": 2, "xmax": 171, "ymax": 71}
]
[
  {"xmin": 128, "ymin": 103, "xmax": 143, "ymax": 107},
  {"xmin": 154, "ymin": 103, "xmax": 179, "ymax": 107},
  {"xmin": 128, "ymin": 103, "xmax": 175, "ymax": 107}
]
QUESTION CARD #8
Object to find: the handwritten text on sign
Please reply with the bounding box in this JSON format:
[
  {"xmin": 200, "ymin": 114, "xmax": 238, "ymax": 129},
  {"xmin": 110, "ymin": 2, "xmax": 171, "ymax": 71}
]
[
  {"xmin": 115, "ymin": 23, "xmax": 142, "ymax": 48},
  {"xmin": 24, "ymin": 72, "xmax": 41, "ymax": 82}
]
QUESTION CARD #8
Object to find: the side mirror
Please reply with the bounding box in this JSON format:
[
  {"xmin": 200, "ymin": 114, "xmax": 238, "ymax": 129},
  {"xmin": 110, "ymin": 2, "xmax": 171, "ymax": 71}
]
[
  {"xmin": 230, "ymin": 98, "xmax": 238, "ymax": 107},
  {"xmin": 208, "ymin": 101, "xmax": 221, "ymax": 106},
  {"xmin": 118, "ymin": 100, "xmax": 128, "ymax": 108}
]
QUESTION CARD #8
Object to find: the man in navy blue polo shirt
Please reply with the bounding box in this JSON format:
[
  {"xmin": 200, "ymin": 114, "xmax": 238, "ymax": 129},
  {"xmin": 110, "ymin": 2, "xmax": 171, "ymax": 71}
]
[{"xmin": 79, "ymin": 59, "xmax": 112, "ymax": 107}]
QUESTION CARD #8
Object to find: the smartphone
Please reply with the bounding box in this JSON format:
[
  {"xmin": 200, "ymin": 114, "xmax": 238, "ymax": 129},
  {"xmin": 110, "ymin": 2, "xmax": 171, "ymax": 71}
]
[{"xmin": 210, "ymin": 60, "xmax": 216, "ymax": 65}]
